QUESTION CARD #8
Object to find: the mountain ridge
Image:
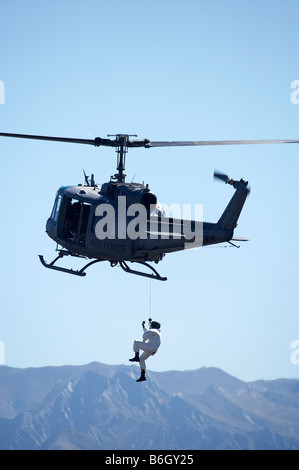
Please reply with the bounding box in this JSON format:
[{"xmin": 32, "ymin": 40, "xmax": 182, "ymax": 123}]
[{"xmin": 0, "ymin": 362, "xmax": 298, "ymax": 450}]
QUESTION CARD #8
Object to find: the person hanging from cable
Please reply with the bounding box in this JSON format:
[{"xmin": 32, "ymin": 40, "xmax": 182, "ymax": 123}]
[{"xmin": 129, "ymin": 318, "xmax": 161, "ymax": 382}]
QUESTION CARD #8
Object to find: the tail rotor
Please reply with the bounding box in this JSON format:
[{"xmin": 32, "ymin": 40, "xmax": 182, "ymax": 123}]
[{"xmin": 213, "ymin": 170, "xmax": 234, "ymax": 185}]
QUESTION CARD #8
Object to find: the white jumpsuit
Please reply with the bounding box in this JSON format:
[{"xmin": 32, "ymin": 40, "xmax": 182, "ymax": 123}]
[{"xmin": 133, "ymin": 327, "xmax": 161, "ymax": 371}]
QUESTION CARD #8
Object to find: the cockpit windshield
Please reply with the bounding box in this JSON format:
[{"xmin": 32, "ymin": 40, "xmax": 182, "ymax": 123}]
[{"xmin": 50, "ymin": 193, "xmax": 63, "ymax": 222}]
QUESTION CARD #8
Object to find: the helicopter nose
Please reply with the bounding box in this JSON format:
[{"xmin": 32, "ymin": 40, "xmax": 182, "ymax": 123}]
[{"xmin": 46, "ymin": 218, "xmax": 57, "ymax": 241}]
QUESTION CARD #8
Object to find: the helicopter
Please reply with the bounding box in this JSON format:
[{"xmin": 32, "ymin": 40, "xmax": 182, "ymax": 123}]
[{"xmin": 1, "ymin": 131, "xmax": 298, "ymax": 281}]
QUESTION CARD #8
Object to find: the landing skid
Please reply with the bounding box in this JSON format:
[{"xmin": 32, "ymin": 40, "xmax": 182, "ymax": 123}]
[
  {"xmin": 38, "ymin": 252, "xmax": 104, "ymax": 277},
  {"xmin": 118, "ymin": 261, "xmax": 167, "ymax": 281},
  {"xmin": 38, "ymin": 251, "xmax": 167, "ymax": 281}
]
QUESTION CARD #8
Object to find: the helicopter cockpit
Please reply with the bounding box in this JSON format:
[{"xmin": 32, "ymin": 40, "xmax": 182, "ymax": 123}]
[{"xmin": 47, "ymin": 189, "xmax": 91, "ymax": 247}]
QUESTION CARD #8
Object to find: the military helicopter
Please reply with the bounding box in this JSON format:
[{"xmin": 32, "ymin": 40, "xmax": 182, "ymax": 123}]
[{"xmin": 1, "ymin": 132, "xmax": 298, "ymax": 281}]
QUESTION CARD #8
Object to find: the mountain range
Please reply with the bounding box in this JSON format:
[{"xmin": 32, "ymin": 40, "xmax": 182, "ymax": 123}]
[{"xmin": 0, "ymin": 362, "xmax": 299, "ymax": 450}]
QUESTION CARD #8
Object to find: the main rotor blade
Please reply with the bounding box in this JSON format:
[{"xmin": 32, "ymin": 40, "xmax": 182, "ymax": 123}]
[
  {"xmin": 0, "ymin": 132, "xmax": 117, "ymax": 147},
  {"xmin": 1, "ymin": 132, "xmax": 298, "ymax": 149},
  {"xmin": 148, "ymin": 139, "xmax": 299, "ymax": 147}
]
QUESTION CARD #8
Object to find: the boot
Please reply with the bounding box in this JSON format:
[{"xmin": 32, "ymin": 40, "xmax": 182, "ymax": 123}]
[
  {"xmin": 136, "ymin": 370, "xmax": 146, "ymax": 382},
  {"xmin": 129, "ymin": 352, "xmax": 140, "ymax": 362}
]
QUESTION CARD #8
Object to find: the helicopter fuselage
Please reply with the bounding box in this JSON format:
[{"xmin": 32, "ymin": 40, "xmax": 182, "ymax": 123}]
[
  {"xmin": 45, "ymin": 179, "xmax": 237, "ymax": 268},
  {"xmin": 1, "ymin": 130, "xmax": 295, "ymax": 280}
]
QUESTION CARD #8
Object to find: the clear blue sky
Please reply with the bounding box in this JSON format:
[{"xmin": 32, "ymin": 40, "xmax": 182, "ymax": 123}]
[{"xmin": 0, "ymin": 0, "xmax": 298, "ymax": 382}]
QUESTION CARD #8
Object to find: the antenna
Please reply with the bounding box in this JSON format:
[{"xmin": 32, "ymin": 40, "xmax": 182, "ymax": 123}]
[{"xmin": 83, "ymin": 169, "xmax": 90, "ymax": 186}]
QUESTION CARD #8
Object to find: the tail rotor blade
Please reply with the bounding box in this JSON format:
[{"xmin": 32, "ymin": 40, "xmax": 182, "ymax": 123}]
[{"xmin": 213, "ymin": 170, "xmax": 231, "ymax": 183}]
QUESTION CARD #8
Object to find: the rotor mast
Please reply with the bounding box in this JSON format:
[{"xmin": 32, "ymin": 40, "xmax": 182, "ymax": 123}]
[{"xmin": 108, "ymin": 134, "xmax": 138, "ymax": 183}]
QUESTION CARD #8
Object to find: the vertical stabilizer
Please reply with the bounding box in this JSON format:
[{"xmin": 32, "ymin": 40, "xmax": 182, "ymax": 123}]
[{"xmin": 215, "ymin": 173, "xmax": 250, "ymax": 231}]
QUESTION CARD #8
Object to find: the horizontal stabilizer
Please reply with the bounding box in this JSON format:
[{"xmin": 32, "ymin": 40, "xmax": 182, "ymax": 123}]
[{"xmin": 231, "ymin": 237, "xmax": 249, "ymax": 242}]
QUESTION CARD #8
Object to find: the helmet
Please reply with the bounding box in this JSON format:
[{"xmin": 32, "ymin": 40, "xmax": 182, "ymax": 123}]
[{"xmin": 150, "ymin": 321, "xmax": 161, "ymax": 330}]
